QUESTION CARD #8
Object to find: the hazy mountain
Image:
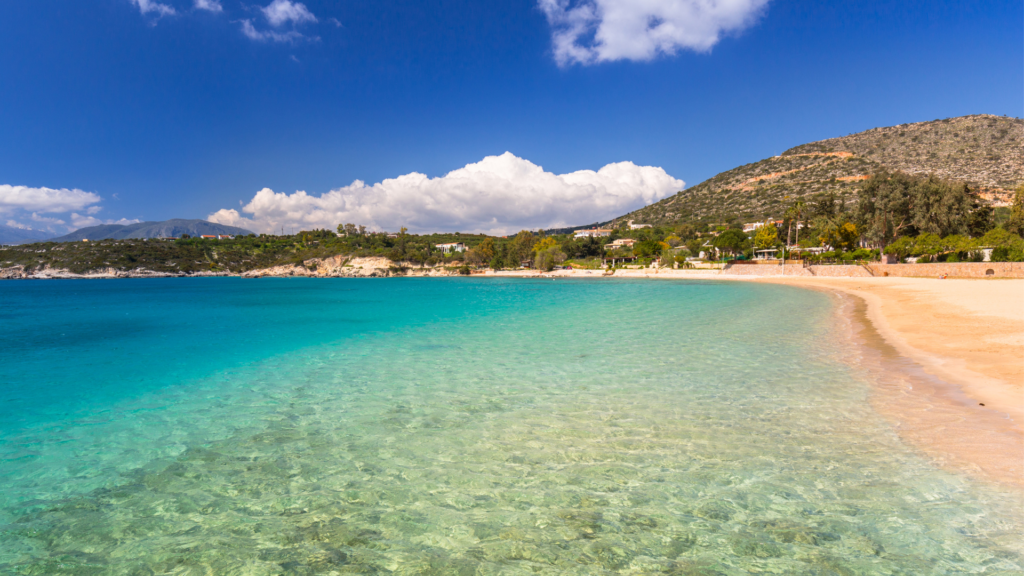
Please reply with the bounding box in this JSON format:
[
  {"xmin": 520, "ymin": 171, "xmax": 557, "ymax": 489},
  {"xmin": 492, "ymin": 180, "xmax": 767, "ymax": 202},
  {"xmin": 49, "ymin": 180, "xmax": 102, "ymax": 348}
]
[
  {"xmin": 47, "ymin": 219, "xmax": 254, "ymax": 243},
  {"xmin": 0, "ymin": 224, "xmax": 54, "ymax": 245},
  {"xmin": 613, "ymin": 114, "xmax": 1023, "ymax": 227}
]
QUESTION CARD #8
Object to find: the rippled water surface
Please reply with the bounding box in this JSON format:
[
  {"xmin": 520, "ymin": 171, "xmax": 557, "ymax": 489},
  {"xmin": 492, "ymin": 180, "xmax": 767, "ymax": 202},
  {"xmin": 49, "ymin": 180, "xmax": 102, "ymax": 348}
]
[{"xmin": 0, "ymin": 278, "xmax": 1021, "ymax": 575}]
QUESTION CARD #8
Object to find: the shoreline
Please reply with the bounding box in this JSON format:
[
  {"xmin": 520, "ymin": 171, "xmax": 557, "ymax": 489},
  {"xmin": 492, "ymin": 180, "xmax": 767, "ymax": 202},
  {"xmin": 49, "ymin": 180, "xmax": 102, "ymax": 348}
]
[{"xmin": 782, "ymin": 280, "xmax": 1023, "ymax": 486}]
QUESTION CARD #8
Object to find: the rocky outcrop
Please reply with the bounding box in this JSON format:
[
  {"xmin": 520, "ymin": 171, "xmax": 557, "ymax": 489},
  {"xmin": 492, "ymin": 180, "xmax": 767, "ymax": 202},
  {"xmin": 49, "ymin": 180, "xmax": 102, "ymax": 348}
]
[
  {"xmin": 1, "ymin": 255, "xmax": 462, "ymax": 280},
  {"xmin": 0, "ymin": 265, "xmax": 231, "ymax": 280},
  {"xmin": 240, "ymin": 256, "xmax": 459, "ymax": 278},
  {"xmin": 242, "ymin": 256, "xmax": 392, "ymax": 278}
]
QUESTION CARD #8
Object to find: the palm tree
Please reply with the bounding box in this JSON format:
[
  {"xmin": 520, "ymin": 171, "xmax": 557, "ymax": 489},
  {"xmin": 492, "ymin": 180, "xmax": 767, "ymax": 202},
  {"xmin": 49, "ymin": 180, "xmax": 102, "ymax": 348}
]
[{"xmin": 786, "ymin": 200, "xmax": 806, "ymax": 246}]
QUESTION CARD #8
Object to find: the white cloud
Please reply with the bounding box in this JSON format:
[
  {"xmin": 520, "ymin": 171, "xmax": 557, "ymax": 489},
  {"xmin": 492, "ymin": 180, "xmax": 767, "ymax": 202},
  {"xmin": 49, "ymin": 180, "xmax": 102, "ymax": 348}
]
[
  {"xmin": 240, "ymin": 19, "xmax": 307, "ymax": 42},
  {"xmin": 69, "ymin": 214, "xmax": 142, "ymax": 230},
  {"xmin": 30, "ymin": 213, "xmax": 67, "ymax": 226},
  {"xmin": 131, "ymin": 0, "xmax": 176, "ymax": 17},
  {"xmin": 242, "ymin": 0, "xmax": 318, "ymax": 42},
  {"xmin": 262, "ymin": 0, "xmax": 317, "ymax": 26},
  {"xmin": 0, "ymin": 184, "xmax": 140, "ymax": 234},
  {"xmin": 539, "ymin": 0, "xmax": 770, "ymax": 65},
  {"xmin": 0, "ymin": 185, "xmax": 101, "ymax": 214},
  {"xmin": 194, "ymin": 0, "xmax": 223, "ymax": 12},
  {"xmin": 208, "ymin": 152, "xmax": 683, "ymax": 235}
]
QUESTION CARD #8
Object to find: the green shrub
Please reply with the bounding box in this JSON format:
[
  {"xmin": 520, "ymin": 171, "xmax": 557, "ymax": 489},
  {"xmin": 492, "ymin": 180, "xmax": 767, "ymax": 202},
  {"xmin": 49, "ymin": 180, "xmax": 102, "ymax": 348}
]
[{"xmin": 990, "ymin": 246, "xmax": 1024, "ymax": 262}]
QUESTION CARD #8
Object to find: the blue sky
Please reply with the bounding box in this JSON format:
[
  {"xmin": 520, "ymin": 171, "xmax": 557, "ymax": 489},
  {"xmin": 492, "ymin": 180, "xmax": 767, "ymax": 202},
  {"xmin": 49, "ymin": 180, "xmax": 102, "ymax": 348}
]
[{"xmin": 0, "ymin": 0, "xmax": 1020, "ymax": 234}]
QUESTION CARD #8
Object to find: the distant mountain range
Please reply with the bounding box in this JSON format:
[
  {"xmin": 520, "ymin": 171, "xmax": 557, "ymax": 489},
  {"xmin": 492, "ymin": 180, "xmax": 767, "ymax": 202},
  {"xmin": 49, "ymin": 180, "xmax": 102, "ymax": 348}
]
[
  {"xmin": 0, "ymin": 224, "xmax": 54, "ymax": 245},
  {"xmin": 47, "ymin": 219, "xmax": 255, "ymax": 243},
  {"xmin": 612, "ymin": 114, "xmax": 1023, "ymax": 227}
]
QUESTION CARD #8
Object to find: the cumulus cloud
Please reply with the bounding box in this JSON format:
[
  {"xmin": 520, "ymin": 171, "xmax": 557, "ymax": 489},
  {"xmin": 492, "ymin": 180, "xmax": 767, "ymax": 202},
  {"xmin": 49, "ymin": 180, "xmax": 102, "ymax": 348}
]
[
  {"xmin": 0, "ymin": 184, "xmax": 140, "ymax": 234},
  {"xmin": 194, "ymin": 0, "xmax": 223, "ymax": 12},
  {"xmin": 539, "ymin": 0, "xmax": 770, "ymax": 65},
  {"xmin": 0, "ymin": 185, "xmax": 101, "ymax": 214},
  {"xmin": 131, "ymin": 0, "xmax": 176, "ymax": 17},
  {"xmin": 241, "ymin": 0, "xmax": 318, "ymax": 42},
  {"xmin": 262, "ymin": 0, "xmax": 317, "ymax": 26},
  {"xmin": 208, "ymin": 152, "xmax": 683, "ymax": 235},
  {"xmin": 240, "ymin": 20, "xmax": 307, "ymax": 42}
]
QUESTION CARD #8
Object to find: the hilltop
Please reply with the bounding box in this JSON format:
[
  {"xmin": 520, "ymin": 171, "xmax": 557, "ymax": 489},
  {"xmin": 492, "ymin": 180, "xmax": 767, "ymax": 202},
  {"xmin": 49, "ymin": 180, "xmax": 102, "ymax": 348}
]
[
  {"xmin": 612, "ymin": 114, "xmax": 1023, "ymax": 227},
  {"xmin": 47, "ymin": 219, "xmax": 254, "ymax": 242}
]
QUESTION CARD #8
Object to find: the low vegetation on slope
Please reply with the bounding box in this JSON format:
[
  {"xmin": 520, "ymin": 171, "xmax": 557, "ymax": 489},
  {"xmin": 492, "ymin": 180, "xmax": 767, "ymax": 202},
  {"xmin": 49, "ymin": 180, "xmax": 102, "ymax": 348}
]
[{"xmin": 613, "ymin": 115, "xmax": 1022, "ymax": 228}]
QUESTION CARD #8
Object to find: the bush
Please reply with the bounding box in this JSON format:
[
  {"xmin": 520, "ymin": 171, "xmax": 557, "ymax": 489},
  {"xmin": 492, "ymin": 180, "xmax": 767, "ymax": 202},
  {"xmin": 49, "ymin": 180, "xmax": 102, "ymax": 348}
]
[
  {"xmin": 458, "ymin": 265, "xmax": 471, "ymax": 275},
  {"xmin": 990, "ymin": 246, "xmax": 1024, "ymax": 262}
]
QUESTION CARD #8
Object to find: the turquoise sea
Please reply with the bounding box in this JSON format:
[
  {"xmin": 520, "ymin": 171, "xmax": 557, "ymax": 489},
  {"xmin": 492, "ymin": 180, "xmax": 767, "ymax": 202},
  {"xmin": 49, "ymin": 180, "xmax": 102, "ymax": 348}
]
[{"xmin": 0, "ymin": 278, "xmax": 1020, "ymax": 575}]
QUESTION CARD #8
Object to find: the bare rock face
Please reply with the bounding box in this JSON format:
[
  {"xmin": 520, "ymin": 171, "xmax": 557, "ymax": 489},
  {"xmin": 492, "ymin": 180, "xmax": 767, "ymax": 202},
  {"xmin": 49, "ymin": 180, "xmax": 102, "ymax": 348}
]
[
  {"xmin": 0, "ymin": 265, "xmax": 28, "ymax": 279},
  {"xmin": 241, "ymin": 256, "xmax": 397, "ymax": 278}
]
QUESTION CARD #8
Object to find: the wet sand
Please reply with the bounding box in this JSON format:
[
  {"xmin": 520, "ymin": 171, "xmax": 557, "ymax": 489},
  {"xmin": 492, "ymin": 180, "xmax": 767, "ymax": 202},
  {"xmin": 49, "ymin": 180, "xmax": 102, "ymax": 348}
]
[{"xmin": 756, "ymin": 277, "xmax": 1024, "ymax": 486}]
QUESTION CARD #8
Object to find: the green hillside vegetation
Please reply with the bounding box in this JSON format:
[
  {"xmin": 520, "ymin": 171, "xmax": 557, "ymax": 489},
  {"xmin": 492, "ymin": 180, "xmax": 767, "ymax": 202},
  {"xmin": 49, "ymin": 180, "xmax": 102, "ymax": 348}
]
[
  {"xmin": 613, "ymin": 115, "xmax": 1022, "ymax": 228},
  {"xmin": 0, "ymin": 231, "xmax": 492, "ymax": 275}
]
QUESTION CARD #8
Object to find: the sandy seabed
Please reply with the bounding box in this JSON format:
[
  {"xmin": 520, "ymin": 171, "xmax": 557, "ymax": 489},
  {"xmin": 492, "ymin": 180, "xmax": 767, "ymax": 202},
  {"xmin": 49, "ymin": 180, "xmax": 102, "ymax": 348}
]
[{"xmin": 494, "ymin": 269, "xmax": 1024, "ymax": 486}]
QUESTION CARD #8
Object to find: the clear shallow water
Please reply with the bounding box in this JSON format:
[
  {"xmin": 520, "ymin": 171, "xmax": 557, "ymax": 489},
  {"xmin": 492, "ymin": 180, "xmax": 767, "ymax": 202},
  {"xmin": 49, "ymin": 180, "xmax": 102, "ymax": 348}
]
[{"xmin": 0, "ymin": 278, "xmax": 1020, "ymax": 575}]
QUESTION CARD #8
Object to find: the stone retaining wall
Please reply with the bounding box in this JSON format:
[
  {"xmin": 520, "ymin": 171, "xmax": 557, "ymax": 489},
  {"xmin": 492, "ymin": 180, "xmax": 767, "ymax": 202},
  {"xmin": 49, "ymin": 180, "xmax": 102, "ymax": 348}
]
[
  {"xmin": 867, "ymin": 262, "xmax": 1024, "ymax": 278},
  {"xmin": 722, "ymin": 261, "xmax": 1024, "ymax": 278}
]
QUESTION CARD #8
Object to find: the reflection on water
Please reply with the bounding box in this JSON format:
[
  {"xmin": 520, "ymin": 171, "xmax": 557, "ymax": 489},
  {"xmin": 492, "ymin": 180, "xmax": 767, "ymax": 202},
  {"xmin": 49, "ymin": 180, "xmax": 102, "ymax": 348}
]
[{"xmin": 0, "ymin": 279, "xmax": 1020, "ymax": 574}]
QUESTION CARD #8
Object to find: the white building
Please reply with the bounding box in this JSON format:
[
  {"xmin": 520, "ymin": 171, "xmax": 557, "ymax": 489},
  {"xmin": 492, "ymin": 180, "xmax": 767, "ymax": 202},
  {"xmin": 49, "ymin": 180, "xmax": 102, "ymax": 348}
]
[
  {"xmin": 604, "ymin": 238, "xmax": 636, "ymax": 250},
  {"xmin": 573, "ymin": 228, "xmax": 613, "ymax": 239},
  {"xmin": 435, "ymin": 242, "xmax": 467, "ymax": 254}
]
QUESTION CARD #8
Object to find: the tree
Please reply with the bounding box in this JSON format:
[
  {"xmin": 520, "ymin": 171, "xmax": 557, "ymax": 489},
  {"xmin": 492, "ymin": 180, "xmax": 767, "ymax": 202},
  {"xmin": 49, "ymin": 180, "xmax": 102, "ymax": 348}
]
[
  {"xmin": 813, "ymin": 192, "xmax": 839, "ymax": 220},
  {"xmin": 1006, "ymin": 184, "xmax": 1024, "ymax": 236},
  {"xmin": 816, "ymin": 218, "xmax": 859, "ymax": 251},
  {"xmin": 532, "ymin": 237, "xmax": 559, "ymax": 253},
  {"xmin": 477, "ymin": 237, "xmax": 496, "ymax": 260},
  {"xmin": 910, "ymin": 177, "xmax": 972, "ymax": 237},
  {"xmin": 785, "ymin": 200, "xmax": 805, "ymax": 246},
  {"xmin": 634, "ymin": 238, "xmax": 662, "ymax": 258},
  {"xmin": 858, "ymin": 171, "xmax": 978, "ymax": 248},
  {"xmin": 397, "ymin": 227, "xmax": 409, "ymax": 256},
  {"xmin": 712, "ymin": 229, "xmax": 749, "ymax": 257},
  {"xmin": 534, "ymin": 247, "xmax": 567, "ymax": 271},
  {"xmin": 563, "ymin": 235, "xmax": 605, "ymax": 259},
  {"xmin": 510, "ymin": 231, "xmax": 536, "ymax": 265},
  {"xmin": 753, "ymin": 222, "xmax": 779, "ymax": 250}
]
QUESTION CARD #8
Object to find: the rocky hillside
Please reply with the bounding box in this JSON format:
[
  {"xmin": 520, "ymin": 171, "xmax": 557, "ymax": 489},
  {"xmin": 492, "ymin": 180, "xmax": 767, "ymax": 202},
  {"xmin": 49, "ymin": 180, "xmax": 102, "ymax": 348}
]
[{"xmin": 613, "ymin": 114, "xmax": 1023, "ymax": 226}]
